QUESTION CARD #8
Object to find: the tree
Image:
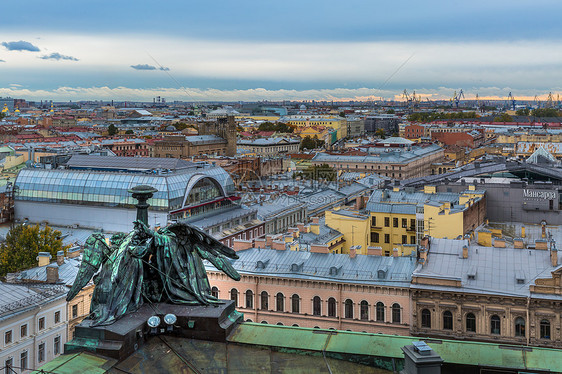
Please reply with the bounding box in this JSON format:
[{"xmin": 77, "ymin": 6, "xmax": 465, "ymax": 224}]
[
  {"xmin": 493, "ymin": 113, "xmax": 513, "ymax": 122},
  {"xmin": 107, "ymin": 124, "xmax": 118, "ymax": 136},
  {"xmin": 375, "ymin": 129, "xmax": 386, "ymax": 139},
  {"xmin": 531, "ymin": 108, "xmax": 560, "ymax": 117},
  {"xmin": 125, "ymin": 129, "xmax": 134, "ymax": 135},
  {"xmin": 516, "ymin": 108, "xmax": 530, "ymax": 116},
  {"xmin": 296, "ymin": 164, "xmax": 336, "ymax": 181},
  {"xmin": 300, "ymin": 135, "xmax": 323, "ymax": 150},
  {"xmin": 386, "ymin": 109, "xmax": 395, "ymax": 114},
  {"xmin": 174, "ymin": 122, "xmax": 188, "ymax": 131},
  {"xmin": 0, "ymin": 224, "xmax": 70, "ymax": 276}
]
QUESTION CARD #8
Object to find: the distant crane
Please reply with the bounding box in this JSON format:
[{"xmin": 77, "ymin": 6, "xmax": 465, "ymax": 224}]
[
  {"xmin": 546, "ymin": 92, "xmax": 555, "ymax": 109},
  {"xmin": 506, "ymin": 92, "xmax": 516, "ymax": 110},
  {"xmin": 451, "ymin": 89, "xmax": 465, "ymax": 108},
  {"xmin": 403, "ymin": 89, "xmax": 419, "ymax": 111},
  {"xmin": 534, "ymin": 95, "xmax": 541, "ymax": 109},
  {"xmin": 475, "ymin": 93, "xmax": 481, "ymax": 112}
]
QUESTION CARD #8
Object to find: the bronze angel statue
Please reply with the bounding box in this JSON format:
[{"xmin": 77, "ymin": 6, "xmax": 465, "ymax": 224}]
[{"xmin": 67, "ymin": 220, "xmax": 240, "ymax": 326}]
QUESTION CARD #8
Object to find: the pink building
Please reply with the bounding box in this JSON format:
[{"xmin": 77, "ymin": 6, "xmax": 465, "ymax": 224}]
[{"xmin": 207, "ymin": 244, "xmax": 416, "ymax": 335}]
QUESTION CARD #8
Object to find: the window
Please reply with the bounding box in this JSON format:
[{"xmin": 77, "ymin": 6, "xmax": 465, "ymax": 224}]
[
  {"xmin": 20, "ymin": 324, "xmax": 27, "ymax": 338},
  {"xmin": 4, "ymin": 330, "xmax": 12, "ymax": 345},
  {"xmin": 384, "ymin": 217, "xmax": 390, "ymax": 227},
  {"xmin": 344, "ymin": 299, "xmax": 353, "ymax": 319},
  {"xmin": 402, "ymin": 235, "xmax": 407, "ymax": 244},
  {"xmin": 376, "ymin": 302, "xmax": 385, "ymax": 322},
  {"xmin": 230, "ymin": 289, "xmax": 238, "ymax": 307},
  {"xmin": 328, "ymin": 297, "xmax": 336, "ymax": 317},
  {"xmin": 540, "ymin": 319, "xmax": 551, "ymax": 339},
  {"xmin": 393, "ymin": 218, "xmax": 398, "ymax": 228},
  {"xmin": 490, "ymin": 315, "xmax": 501, "ymax": 335},
  {"xmin": 371, "ymin": 216, "xmax": 376, "ymax": 226},
  {"xmin": 39, "ymin": 317, "xmax": 45, "ymax": 331},
  {"xmin": 401, "ymin": 218, "xmax": 407, "ymax": 228},
  {"xmin": 5, "ymin": 358, "xmax": 12, "ymax": 374},
  {"xmin": 291, "ymin": 294, "xmax": 300, "ymax": 313},
  {"xmin": 54, "ymin": 336, "xmax": 61, "ymax": 355},
  {"xmin": 211, "ymin": 286, "xmax": 219, "ymax": 298},
  {"xmin": 421, "ymin": 309, "xmax": 431, "ymax": 328},
  {"xmin": 466, "ymin": 313, "xmax": 476, "ymax": 332},
  {"xmin": 410, "ymin": 236, "xmax": 416, "ymax": 244},
  {"xmin": 245, "ymin": 290, "xmax": 254, "ymax": 309},
  {"xmin": 360, "ymin": 301, "xmax": 369, "ymax": 320},
  {"xmin": 313, "ymin": 296, "xmax": 321, "ymax": 316},
  {"xmin": 371, "ymin": 232, "xmax": 379, "ymax": 243},
  {"xmin": 514, "ymin": 317, "xmax": 525, "ymax": 337},
  {"xmin": 38, "ymin": 342, "xmax": 45, "ymax": 362},
  {"xmin": 55, "ymin": 310, "xmax": 61, "ymax": 324},
  {"xmin": 443, "ymin": 311, "xmax": 453, "ymax": 330},
  {"xmin": 276, "ymin": 293, "xmax": 284, "ymax": 312},
  {"xmin": 20, "ymin": 351, "xmax": 27, "ymax": 372},
  {"xmin": 260, "ymin": 291, "xmax": 269, "ymax": 310},
  {"xmin": 410, "ymin": 219, "xmax": 416, "ymax": 228},
  {"xmin": 72, "ymin": 304, "xmax": 78, "ymax": 318},
  {"xmin": 392, "ymin": 303, "xmax": 401, "ymax": 323},
  {"xmin": 384, "ymin": 234, "xmax": 390, "ymax": 244}
]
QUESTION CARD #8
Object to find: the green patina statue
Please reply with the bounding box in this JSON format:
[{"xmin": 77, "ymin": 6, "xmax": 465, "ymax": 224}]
[{"xmin": 66, "ymin": 186, "xmax": 241, "ymax": 327}]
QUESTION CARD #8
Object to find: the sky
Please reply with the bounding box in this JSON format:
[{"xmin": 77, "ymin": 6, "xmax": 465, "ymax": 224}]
[{"xmin": 1, "ymin": 0, "xmax": 561, "ymax": 102}]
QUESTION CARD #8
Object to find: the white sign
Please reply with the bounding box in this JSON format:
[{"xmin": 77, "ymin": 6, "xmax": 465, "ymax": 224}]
[{"xmin": 523, "ymin": 189, "xmax": 557, "ymax": 200}]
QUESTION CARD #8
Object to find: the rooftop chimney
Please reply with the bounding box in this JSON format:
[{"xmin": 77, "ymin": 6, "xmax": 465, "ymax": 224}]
[
  {"xmin": 46, "ymin": 264, "xmax": 59, "ymax": 283},
  {"xmin": 551, "ymin": 241, "xmax": 558, "ymax": 267},
  {"xmin": 56, "ymin": 250, "xmax": 65, "ymax": 266},
  {"xmin": 349, "ymin": 246, "xmax": 357, "ymax": 258},
  {"xmin": 37, "ymin": 252, "xmax": 52, "ymax": 267},
  {"xmin": 462, "ymin": 245, "xmax": 468, "ymax": 259}
]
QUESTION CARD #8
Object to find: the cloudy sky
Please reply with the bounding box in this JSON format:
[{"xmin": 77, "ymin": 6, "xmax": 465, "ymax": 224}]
[{"xmin": 1, "ymin": 0, "xmax": 561, "ymax": 102}]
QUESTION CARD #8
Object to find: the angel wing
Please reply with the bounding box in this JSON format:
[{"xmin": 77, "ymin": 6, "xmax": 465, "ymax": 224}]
[
  {"xmin": 165, "ymin": 223, "xmax": 241, "ymax": 281},
  {"xmin": 66, "ymin": 233, "xmax": 111, "ymax": 302}
]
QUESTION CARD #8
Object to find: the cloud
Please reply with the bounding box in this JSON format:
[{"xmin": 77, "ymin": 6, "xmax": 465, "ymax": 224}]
[
  {"xmin": 159, "ymin": 66, "xmax": 170, "ymax": 71},
  {"xmin": 1, "ymin": 40, "xmax": 40, "ymax": 52},
  {"xmin": 0, "ymin": 85, "xmax": 560, "ymax": 102},
  {"xmin": 0, "ymin": 59, "xmax": 5, "ymax": 62},
  {"xmin": 131, "ymin": 64, "xmax": 157, "ymax": 70},
  {"xmin": 40, "ymin": 52, "xmax": 79, "ymax": 61}
]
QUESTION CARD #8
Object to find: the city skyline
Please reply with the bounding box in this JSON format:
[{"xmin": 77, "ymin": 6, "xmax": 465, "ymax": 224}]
[{"xmin": 1, "ymin": 0, "xmax": 562, "ymax": 101}]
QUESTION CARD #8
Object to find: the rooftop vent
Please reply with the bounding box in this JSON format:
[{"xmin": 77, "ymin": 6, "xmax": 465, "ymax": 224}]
[
  {"xmin": 467, "ymin": 266, "xmax": 477, "ymax": 280},
  {"xmin": 377, "ymin": 266, "xmax": 390, "ymax": 279},
  {"xmin": 256, "ymin": 259, "xmax": 270, "ymax": 270},
  {"xmin": 329, "ymin": 266, "xmax": 340, "ymax": 276},
  {"xmin": 515, "ymin": 270, "xmax": 526, "ymax": 284}
]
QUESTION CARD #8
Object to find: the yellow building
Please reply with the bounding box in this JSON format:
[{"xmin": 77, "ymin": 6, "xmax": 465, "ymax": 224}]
[{"xmin": 325, "ymin": 185, "xmax": 486, "ymax": 257}]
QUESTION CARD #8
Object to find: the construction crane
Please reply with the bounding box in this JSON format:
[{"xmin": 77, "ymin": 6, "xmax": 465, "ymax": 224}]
[
  {"xmin": 546, "ymin": 92, "xmax": 554, "ymax": 108},
  {"xmin": 507, "ymin": 92, "xmax": 516, "ymax": 110},
  {"xmin": 534, "ymin": 95, "xmax": 541, "ymax": 109},
  {"xmin": 451, "ymin": 89, "xmax": 464, "ymax": 108},
  {"xmin": 403, "ymin": 89, "xmax": 418, "ymax": 111},
  {"xmin": 475, "ymin": 93, "xmax": 481, "ymax": 112}
]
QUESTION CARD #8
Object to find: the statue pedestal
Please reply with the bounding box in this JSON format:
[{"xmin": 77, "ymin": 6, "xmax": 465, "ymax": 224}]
[{"xmin": 65, "ymin": 300, "xmax": 243, "ymax": 361}]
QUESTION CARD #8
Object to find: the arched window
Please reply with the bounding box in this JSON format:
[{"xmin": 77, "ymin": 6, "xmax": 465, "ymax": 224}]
[
  {"xmin": 443, "ymin": 311, "xmax": 453, "ymax": 330},
  {"xmin": 261, "ymin": 321, "xmax": 268, "ymax": 324},
  {"xmin": 466, "ymin": 313, "xmax": 476, "ymax": 332},
  {"xmin": 230, "ymin": 289, "xmax": 238, "ymax": 307},
  {"xmin": 376, "ymin": 302, "xmax": 385, "ymax": 322},
  {"xmin": 276, "ymin": 293, "xmax": 284, "ymax": 312},
  {"xmin": 246, "ymin": 319, "xmax": 253, "ymax": 322},
  {"xmin": 245, "ymin": 290, "xmax": 254, "ymax": 309},
  {"xmin": 360, "ymin": 301, "xmax": 369, "ymax": 320},
  {"xmin": 291, "ymin": 294, "xmax": 300, "ymax": 313},
  {"xmin": 292, "ymin": 324, "xmax": 299, "ymax": 327},
  {"xmin": 344, "ymin": 299, "xmax": 353, "ymax": 319},
  {"xmin": 540, "ymin": 319, "xmax": 551, "ymax": 339},
  {"xmin": 421, "ymin": 309, "xmax": 431, "ymax": 328},
  {"xmin": 313, "ymin": 296, "xmax": 321, "ymax": 316},
  {"xmin": 392, "ymin": 303, "xmax": 401, "ymax": 324},
  {"xmin": 276, "ymin": 322, "xmax": 283, "ymax": 326},
  {"xmin": 260, "ymin": 291, "xmax": 269, "ymax": 310},
  {"xmin": 490, "ymin": 315, "xmax": 501, "ymax": 335},
  {"xmin": 328, "ymin": 297, "xmax": 336, "ymax": 317},
  {"xmin": 211, "ymin": 286, "xmax": 219, "ymax": 298},
  {"xmin": 514, "ymin": 317, "xmax": 525, "ymax": 337}
]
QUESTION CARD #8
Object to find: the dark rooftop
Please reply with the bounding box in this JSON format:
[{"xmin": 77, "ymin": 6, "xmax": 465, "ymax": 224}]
[{"xmin": 66, "ymin": 155, "xmax": 196, "ymax": 172}]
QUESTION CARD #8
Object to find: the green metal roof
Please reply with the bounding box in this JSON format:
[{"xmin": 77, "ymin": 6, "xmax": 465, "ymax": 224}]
[
  {"xmin": 229, "ymin": 323, "xmax": 562, "ymax": 372},
  {"xmin": 33, "ymin": 352, "xmax": 117, "ymax": 374}
]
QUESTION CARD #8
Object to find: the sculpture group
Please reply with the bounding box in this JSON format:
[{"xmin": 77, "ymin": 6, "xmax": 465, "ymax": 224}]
[{"xmin": 67, "ymin": 188, "xmax": 241, "ymax": 326}]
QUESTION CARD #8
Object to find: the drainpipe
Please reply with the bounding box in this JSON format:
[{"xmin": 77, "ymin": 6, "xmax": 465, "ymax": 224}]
[
  {"xmin": 338, "ymin": 284, "xmax": 342, "ymax": 330},
  {"xmin": 526, "ymin": 296, "xmax": 530, "ymax": 346},
  {"xmin": 255, "ymin": 277, "xmax": 259, "ymax": 322}
]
